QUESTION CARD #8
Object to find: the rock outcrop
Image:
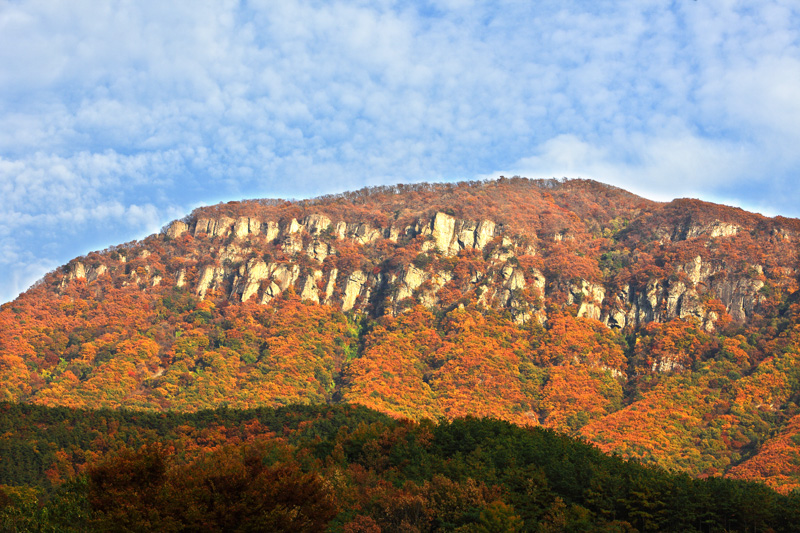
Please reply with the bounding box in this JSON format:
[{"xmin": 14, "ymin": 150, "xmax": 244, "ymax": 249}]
[
  {"xmin": 164, "ymin": 221, "xmax": 189, "ymax": 239},
  {"xmin": 196, "ymin": 265, "xmax": 225, "ymax": 299},
  {"xmin": 569, "ymin": 281, "xmax": 605, "ymax": 321},
  {"xmin": 59, "ymin": 206, "xmax": 791, "ymax": 333},
  {"xmin": 342, "ymin": 271, "xmax": 368, "ymax": 312},
  {"xmin": 60, "ymin": 261, "xmax": 108, "ymax": 288},
  {"xmin": 418, "ymin": 213, "xmax": 499, "ymax": 257}
]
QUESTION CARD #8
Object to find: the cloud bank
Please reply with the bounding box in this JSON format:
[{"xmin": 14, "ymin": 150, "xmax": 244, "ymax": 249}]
[{"xmin": 1, "ymin": 0, "xmax": 799, "ymax": 302}]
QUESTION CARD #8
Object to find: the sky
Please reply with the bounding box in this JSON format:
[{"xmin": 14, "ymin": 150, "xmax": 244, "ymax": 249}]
[{"xmin": 1, "ymin": 0, "xmax": 800, "ymax": 303}]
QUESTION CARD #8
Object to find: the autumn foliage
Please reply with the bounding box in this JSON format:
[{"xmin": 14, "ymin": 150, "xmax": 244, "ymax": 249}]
[{"xmin": 2, "ymin": 177, "xmax": 800, "ymax": 498}]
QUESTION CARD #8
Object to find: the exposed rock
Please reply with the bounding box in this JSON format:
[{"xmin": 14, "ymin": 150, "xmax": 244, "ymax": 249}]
[
  {"xmin": 342, "ymin": 270, "xmax": 367, "ymax": 312},
  {"xmin": 420, "ymin": 240, "xmax": 436, "ymax": 254},
  {"xmin": 686, "ymin": 221, "xmax": 740, "ymax": 239},
  {"xmin": 709, "ymin": 222, "xmax": 740, "ymax": 238},
  {"xmin": 196, "ymin": 265, "xmax": 225, "ymax": 299},
  {"xmin": 418, "ymin": 213, "xmax": 498, "ymax": 257},
  {"xmin": 233, "ymin": 217, "xmax": 261, "ymax": 239},
  {"xmin": 663, "ymin": 219, "xmax": 743, "ymax": 242},
  {"xmin": 282, "ymin": 235, "xmax": 304, "ymax": 256},
  {"xmin": 772, "ymin": 227, "xmax": 791, "ymax": 241},
  {"xmin": 491, "ymin": 237, "xmax": 515, "ymax": 262},
  {"xmin": 303, "ymin": 214, "xmax": 332, "ymax": 235},
  {"xmin": 110, "ymin": 208, "xmax": 773, "ymax": 332},
  {"xmin": 59, "ymin": 262, "xmax": 109, "ymax": 287},
  {"xmin": 680, "ymin": 256, "xmax": 717, "ymax": 285},
  {"xmin": 502, "ymin": 265, "xmax": 526, "ymax": 291},
  {"xmin": 235, "ymin": 263, "xmax": 301, "ymax": 304},
  {"xmin": 350, "ymin": 223, "xmax": 382, "ymax": 245},
  {"xmin": 263, "ymin": 221, "xmax": 280, "ymax": 241},
  {"xmin": 238, "ymin": 259, "xmax": 272, "ymax": 303},
  {"xmin": 431, "ymin": 212, "xmax": 457, "ymax": 255},
  {"xmin": 417, "ymin": 291, "xmax": 437, "ymax": 308},
  {"xmin": 455, "ymin": 221, "xmax": 477, "ymax": 249},
  {"xmin": 299, "ymin": 271, "xmax": 322, "ymax": 303},
  {"xmin": 499, "ymin": 265, "xmax": 526, "ymax": 308},
  {"xmin": 652, "ymin": 357, "xmax": 684, "ymax": 373},
  {"xmin": 569, "ymin": 280, "xmax": 605, "ymax": 321},
  {"xmin": 232, "ymin": 217, "xmax": 249, "ymax": 239},
  {"xmin": 333, "ymin": 221, "xmax": 348, "ymax": 240},
  {"xmin": 260, "ymin": 282, "xmax": 281, "ymax": 304},
  {"xmin": 469, "ymin": 270, "xmax": 484, "ymax": 284},
  {"xmin": 306, "ymin": 240, "xmax": 330, "ymax": 262},
  {"xmin": 194, "ymin": 218, "xmax": 212, "ymax": 236},
  {"xmin": 606, "ymin": 309, "xmax": 627, "ymax": 329},
  {"xmin": 59, "ymin": 261, "xmax": 111, "ymax": 288},
  {"xmin": 219, "ymin": 244, "xmax": 246, "ymax": 266},
  {"xmin": 512, "ymin": 311, "xmax": 532, "ymax": 325},
  {"xmin": 627, "ymin": 280, "xmax": 661, "ymax": 326},
  {"xmin": 577, "ymin": 302, "xmax": 602, "ymax": 321},
  {"xmin": 328, "ymin": 221, "xmax": 382, "ymax": 244},
  {"xmin": 195, "ymin": 216, "xmax": 236, "ymax": 238},
  {"xmin": 665, "ymin": 281, "xmax": 686, "ymax": 318},
  {"xmin": 273, "ymin": 264, "xmax": 300, "ymax": 291},
  {"xmin": 323, "ymin": 268, "xmax": 338, "ymax": 304},
  {"xmin": 712, "ymin": 276, "xmax": 764, "ymax": 322},
  {"xmin": 612, "ymin": 255, "xmax": 766, "ymax": 328},
  {"xmin": 287, "ymin": 218, "xmax": 303, "ymax": 234},
  {"xmin": 86, "ymin": 265, "xmax": 108, "ymax": 283},
  {"xmin": 476, "ymin": 286, "xmax": 495, "ymax": 308},
  {"xmin": 528, "ymin": 269, "xmax": 546, "ymax": 294},
  {"xmin": 68, "ymin": 262, "xmax": 86, "ymax": 281},
  {"xmin": 677, "ymin": 288, "xmax": 705, "ymax": 322},
  {"xmin": 704, "ymin": 311, "xmax": 719, "ymax": 332},
  {"xmin": 475, "ymin": 220, "xmax": 496, "ymax": 250},
  {"xmin": 216, "ymin": 217, "xmax": 236, "ymax": 237},
  {"xmin": 165, "ymin": 221, "xmax": 189, "ymax": 239},
  {"xmin": 361, "ymin": 276, "xmax": 375, "ymax": 307},
  {"xmin": 396, "ymin": 265, "xmax": 427, "ymax": 301}
]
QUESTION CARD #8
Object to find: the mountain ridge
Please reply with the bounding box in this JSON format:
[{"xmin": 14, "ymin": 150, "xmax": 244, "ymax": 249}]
[
  {"xmin": 2, "ymin": 177, "xmax": 800, "ymax": 493},
  {"xmin": 49, "ymin": 177, "xmax": 798, "ymax": 330}
]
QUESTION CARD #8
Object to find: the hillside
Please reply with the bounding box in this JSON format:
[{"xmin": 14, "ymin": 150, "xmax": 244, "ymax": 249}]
[
  {"xmin": 3, "ymin": 403, "xmax": 798, "ymax": 532},
  {"xmin": 2, "ymin": 177, "xmax": 800, "ymax": 492}
]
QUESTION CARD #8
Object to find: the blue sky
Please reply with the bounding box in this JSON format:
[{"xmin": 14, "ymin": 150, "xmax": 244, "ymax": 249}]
[{"xmin": 2, "ymin": 0, "xmax": 800, "ymax": 303}]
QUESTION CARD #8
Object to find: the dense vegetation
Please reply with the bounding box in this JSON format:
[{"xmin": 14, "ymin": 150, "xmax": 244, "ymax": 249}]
[
  {"xmin": 2, "ymin": 403, "xmax": 799, "ymax": 532},
  {"xmin": 2, "ymin": 177, "xmax": 800, "ymax": 509},
  {"xmin": 3, "ymin": 285, "xmax": 800, "ymax": 492}
]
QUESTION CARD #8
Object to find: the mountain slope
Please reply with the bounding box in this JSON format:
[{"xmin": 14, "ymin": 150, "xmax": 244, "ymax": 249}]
[
  {"xmin": 4, "ymin": 403, "xmax": 798, "ymax": 532},
  {"xmin": 2, "ymin": 177, "xmax": 800, "ymax": 490}
]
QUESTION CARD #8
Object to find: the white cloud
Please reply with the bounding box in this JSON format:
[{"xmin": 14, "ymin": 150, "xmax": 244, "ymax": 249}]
[
  {"xmin": 493, "ymin": 131, "xmax": 755, "ymax": 203},
  {"xmin": 1, "ymin": 0, "xmax": 800, "ymax": 302}
]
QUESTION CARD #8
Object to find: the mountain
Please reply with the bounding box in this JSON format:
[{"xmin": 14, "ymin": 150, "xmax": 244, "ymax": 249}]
[{"xmin": 2, "ymin": 177, "xmax": 800, "ymax": 493}]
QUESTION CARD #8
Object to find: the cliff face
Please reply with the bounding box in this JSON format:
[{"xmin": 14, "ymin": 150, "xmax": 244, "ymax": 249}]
[{"xmin": 58, "ymin": 203, "xmax": 795, "ymax": 334}]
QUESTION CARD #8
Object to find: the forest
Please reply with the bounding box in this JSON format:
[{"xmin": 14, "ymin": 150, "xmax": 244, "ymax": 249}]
[{"xmin": 2, "ymin": 403, "xmax": 799, "ymax": 532}]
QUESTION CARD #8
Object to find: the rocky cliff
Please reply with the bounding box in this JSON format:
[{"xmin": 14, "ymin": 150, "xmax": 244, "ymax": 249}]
[{"xmin": 58, "ymin": 198, "xmax": 796, "ymax": 334}]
